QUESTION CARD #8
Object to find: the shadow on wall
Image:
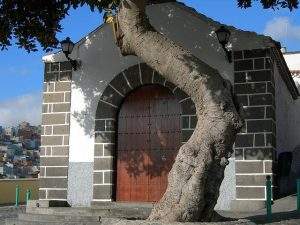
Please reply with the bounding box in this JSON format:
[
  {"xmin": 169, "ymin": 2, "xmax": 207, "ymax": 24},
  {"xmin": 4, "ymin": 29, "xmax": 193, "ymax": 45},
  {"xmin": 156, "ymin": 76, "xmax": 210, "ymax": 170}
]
[{"xmin": 278, "ymin": 145, "xmax": 300, "ymax": 197}]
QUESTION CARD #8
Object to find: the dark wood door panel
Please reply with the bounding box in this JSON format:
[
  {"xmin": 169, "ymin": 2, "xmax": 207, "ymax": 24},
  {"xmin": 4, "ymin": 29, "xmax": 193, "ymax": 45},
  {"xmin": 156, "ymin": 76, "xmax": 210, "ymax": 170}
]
[{"xmin": 116, "ymin": 85, "xmax": 181, "ymax": 202}]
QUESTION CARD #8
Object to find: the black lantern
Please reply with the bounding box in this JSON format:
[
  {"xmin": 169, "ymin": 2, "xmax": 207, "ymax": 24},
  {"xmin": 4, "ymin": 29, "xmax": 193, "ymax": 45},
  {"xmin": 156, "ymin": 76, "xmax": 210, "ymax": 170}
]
[
  {"xmin": 215, "ymin": 26, "xmax": 232, "ymax": 63},
  {"xmin": 60, "ymin": 37, "xmax": 78, "ymax": 70}
]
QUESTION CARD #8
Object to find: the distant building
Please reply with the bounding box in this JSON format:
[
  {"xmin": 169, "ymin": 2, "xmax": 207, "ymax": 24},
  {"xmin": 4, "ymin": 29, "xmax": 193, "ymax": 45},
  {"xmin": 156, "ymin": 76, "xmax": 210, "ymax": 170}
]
[{"xmin": 4, "ymin": 127, "xmax": 15, "ymax": 138}]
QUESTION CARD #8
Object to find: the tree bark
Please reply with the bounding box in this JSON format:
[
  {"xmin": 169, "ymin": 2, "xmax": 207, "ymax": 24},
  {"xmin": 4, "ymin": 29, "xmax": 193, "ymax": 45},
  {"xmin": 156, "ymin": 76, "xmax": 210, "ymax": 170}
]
[{"xmin": 116, "ymin": 0, "xmax": 243, "ymax": 222}]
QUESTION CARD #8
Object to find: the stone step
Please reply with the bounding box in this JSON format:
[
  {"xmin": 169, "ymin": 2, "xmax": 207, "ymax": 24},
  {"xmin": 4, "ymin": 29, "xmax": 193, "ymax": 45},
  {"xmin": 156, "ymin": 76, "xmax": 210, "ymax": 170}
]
[
  {"xmin": 6, "ymin": 217, "xmax": 255, "ymax": 225},
  {"xmin": 5, "ymin": 218, "xmax": 103, "ymax": 225},
  {"xmin": 18, "ymin": 213, "xmax": 101, "ymax": 222},
  {"xmin": 26, "ymin": 202, "xmax": 153, "ymax": 220}
]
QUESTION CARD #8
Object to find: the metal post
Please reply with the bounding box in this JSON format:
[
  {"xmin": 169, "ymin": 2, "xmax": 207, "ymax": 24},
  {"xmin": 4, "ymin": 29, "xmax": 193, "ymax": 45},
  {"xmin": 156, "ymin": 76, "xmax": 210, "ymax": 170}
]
[
  {"xmin": 266, "ymin": 175, "xmax": 272, "ymax": 222},
  {"xmin": 26, "ymin": 189, "xmax": 30, "ymax": 205},
  {"xmin": 15, "ymin": 185, "xmax": 20, "ymax": 207},
  {"xmin": 297, "ymin": 179, "xmax": 300, "ymax": 212}
]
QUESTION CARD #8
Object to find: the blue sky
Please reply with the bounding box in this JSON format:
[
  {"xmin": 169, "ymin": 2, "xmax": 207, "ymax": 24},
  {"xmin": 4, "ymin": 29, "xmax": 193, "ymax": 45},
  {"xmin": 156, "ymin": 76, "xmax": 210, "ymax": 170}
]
[{"xmin": 0, "ymin": 0, "xmax": 300, "ymax": 126}]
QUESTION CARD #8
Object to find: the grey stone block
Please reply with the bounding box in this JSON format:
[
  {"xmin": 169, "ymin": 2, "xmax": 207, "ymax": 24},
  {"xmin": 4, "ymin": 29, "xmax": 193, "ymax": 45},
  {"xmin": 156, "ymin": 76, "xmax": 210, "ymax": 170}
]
[
  {"xmin": 254, "ymin": 58, "xmax": 265, "ymax": 70},
  {"xmin": 104, "ymin": 171, "xmax": 113, "ymax": 184},
  {"xmin": 43, "ymin": 93, "xmax": 64, "ymax": 103},
  {"xmin": 94, "ymin": 158, "xmax": 114, "ymax": 170},
  {"xmin": 96, "ymin": 102, "xmax": 117, "ymax": 119},
  {"xmin": 165, "ymin": 81, "xmax": 176, "ymax": 91},
  {"xmin": 249, "ymin": 93, "xmax": 273, "ymax": 106},
  {"xmin": 236, "ymin": 95, "xmax": 248, "ymax": 106},
  {"xmin": 247, "ymin": 70, "xmax": 271, "ymax": 82},
  {"xmin": 52, "ymin": 103, "xmax": 70, "ymax": 112},
  {"xmin": 41, "ymin": 136, "xmax": 63, "ymax": 146},
  {"xmin": 110, "ymin": 73, "xmax": 132, "ymax": 96},
  {"xmin": 140, "ymin": 63, "xmax": 153, "ymax": 84},
  {"xmin": 59, "ymin": 61, "xmax": 72, "ymax": 71},
  {"xmin": 100, "ymin": 85, "xmax": 123, "ymax": 106},
  {"xmin": 173, "ymin": 88, "xmax": 188, "ymax": 101},
  {"xmin": 243, "ymin": 49, "xmax": 269, "ymax": 58},
  {"xmin": 53, "ymin": 125, "xmax": 69, "ymax": 135},
  {"xmin": 267, "ymin": 82, "xmax": 275, "ymax": 95},
  {"xmin": 39, "ymin": 189, "xmax": 46, "ymax": 199},
  {"xmin": 64, "ymin": 92, "xmax": 71, "ymax": 102},
  {"xmin": 44, "ymin": 72, "xmax": 58, "ymax": 82},
  {"xmin": 93, "ymin": 172, "xmax": 103, "ymax": 184},
  {"xmin": 236, "ymin": 161, "xmax": 264, "ymax": 173},
  {"xmin": 181, "ymin": 116, "xmax": 189, "ymax": 129},
  {"xmin": 230, "ymin": 199, "xmax": 265, "ymax": 212},
  {"xmin": 233, "ymin": 51, "xmax": 243, "ymax": 60},
  {"xmin": 59, "ymin": 71, "xmax": 72, "ymax": 81},
  {"xmin": 236, "ymin": 187, "xmax": 265, "ymax": 199},
  {"xmin": 94, "ymin": 144, "xmax": 103, "ymax": 157},
  {"xmin": 93, "ymin": 185, "xmax": 113, "ymax": 199},
  {"xmin": 235, "ymin": 134, "xmax": 254, "ymax": 148},
  {"xmin": 265, "ymin": 161, "xmax": 273, "ymax": 173},
  {"xmin": 124, "ymin": 65, "xmax": 141, "ymax": 89},
  {"xmin": 235, "ymin": 148, "xmax": 243, "ymax": 160},
  {"xmin": 52, "ymin": 146, "xmax": 69, "ymax": 156},
  {"xmin": 190, "ymin": 115, "xmax": 197, "ymax": 128},
  {"xmin": 39, "ymin": 167, "xmax": 45, "ymax": 177},
  {"xmin": 266, "ymin": 106, "xmax": 275, "ymax": 120},
  {"xmin": 153, "ymin": 72, "xmax": 165, "ymax": 85},
  {"xmin": 234, "ymin": 72, "xmax": 246, "ymax": 83},
  {"xmin": 40, "ymin": 157, "xmax": 68, "ymax": 167},
  {"xmin": 254, "ymin": 134, "xmax": 265, "ymax": 146},
  {"xmin": 236, "ymin": 174, "xmax": 271, "ymax": 186},
  {"xmin": 180, "ymin": 98, "xmax": 196, "ymax": 114},
  {"xmin": 105, "ymin": 120, "xmax": 115, "ymax": 131},
  {"xmin": 244, "ymin": 147, "xmax": 273, "ymax": 160},
  {"xmin": 266, "ymin": 133, "xmax": 276, "ymax": 147},
  {"xmin": 234, "ymin": 59, "xmax": 253, "ymax": 71},
  {"xmin": 55, "ymin": 82, "xmax": 71, "ymax": 92},
  {"xmin": 44, "ymin": 126, "xmax": 52, "ymax": 135},
  {"xmin": 234, "ymin": 83, "xmax": 266, "ymax": 95},
  {"xmin": 243, "ymin": 106, "xmax": 265, "ymax": 119},
  {"xmin": 95, "ymin": 132, "xmax": 115, "ymax": 144},
  {"xmin": 42, "ymin": 114, "xmax": 66, "ymax": 125},
  {"xmin": 181, "ymin": 130, "xmax": 193, "ymax": 142},
  {"xmin": 51, "ymin": 63, "xmax": 59, "ymax": 72},
  {"xmin": 47, "ymin": 189, "xmax": 67, "ymax": 199},
  {"xmin": 103, "ymin": 144, "xmax": 115, "ymax": 156},
  {"xmin": 63, "ymin": 135, "xmax": 69, "ymax": 145},
  {"xmin": 39, "ymin": 177, "xmax": 68, "ymax": 188},
  {"xmin": 46, "ymin": 167, "xmax": 68, "ymax": 176},
  {"xmin": 246, "ymin": 119, "xmax": 273, "ymax": 133}
]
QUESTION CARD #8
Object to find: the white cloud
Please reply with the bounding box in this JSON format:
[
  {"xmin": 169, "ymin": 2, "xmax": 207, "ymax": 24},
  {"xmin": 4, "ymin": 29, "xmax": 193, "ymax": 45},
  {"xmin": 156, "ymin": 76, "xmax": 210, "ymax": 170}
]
[
  {"xmin": 0, "ymin": 92, "xmax": 42, "ymax": 127},
  {"xmin": 263, "ymin": 17, "xmax": 300, "ymax": 41}
]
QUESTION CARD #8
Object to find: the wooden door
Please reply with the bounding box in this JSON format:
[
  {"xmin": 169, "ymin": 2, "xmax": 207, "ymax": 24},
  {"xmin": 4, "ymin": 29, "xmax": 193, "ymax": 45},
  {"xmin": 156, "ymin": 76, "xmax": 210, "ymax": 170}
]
[{"xmin": 116, "ymin": 85, "xmax": 181, "ymax": 202}]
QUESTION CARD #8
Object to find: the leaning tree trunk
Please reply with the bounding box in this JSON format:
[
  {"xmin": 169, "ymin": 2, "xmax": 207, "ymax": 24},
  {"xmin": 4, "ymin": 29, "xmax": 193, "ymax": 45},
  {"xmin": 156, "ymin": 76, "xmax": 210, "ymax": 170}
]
[{"xmin": 116, "ymin": 0, "xmax": 243, "ymax": 222}]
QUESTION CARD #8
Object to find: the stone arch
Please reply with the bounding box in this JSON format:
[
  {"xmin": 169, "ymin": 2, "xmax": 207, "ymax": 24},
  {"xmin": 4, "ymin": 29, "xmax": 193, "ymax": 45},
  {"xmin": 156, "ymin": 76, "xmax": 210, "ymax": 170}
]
[{"xmin": 92, "ymin": 63, "xmax": 197, "ymax": 202}]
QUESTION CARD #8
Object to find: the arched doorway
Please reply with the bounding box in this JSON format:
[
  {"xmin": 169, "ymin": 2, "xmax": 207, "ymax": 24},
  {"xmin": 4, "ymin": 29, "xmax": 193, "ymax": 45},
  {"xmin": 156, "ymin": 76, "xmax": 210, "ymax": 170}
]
[{"xmin": 116, "ymin": 85, "xmax": 182, "ymax": 202}]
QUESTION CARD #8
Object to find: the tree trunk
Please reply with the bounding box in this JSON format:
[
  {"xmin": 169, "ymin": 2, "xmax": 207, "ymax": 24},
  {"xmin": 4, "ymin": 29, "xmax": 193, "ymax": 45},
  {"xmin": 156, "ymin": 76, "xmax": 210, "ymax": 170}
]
[{"xmin": 116, "ymin": 0, "xmax": 243, "ymax": 222}]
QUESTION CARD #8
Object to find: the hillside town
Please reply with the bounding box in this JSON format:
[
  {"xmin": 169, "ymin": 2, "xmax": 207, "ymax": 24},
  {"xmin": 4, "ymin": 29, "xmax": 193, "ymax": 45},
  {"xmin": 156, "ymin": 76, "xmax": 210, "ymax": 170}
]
[{"xmin": 0, "ymin": 122, "xmax": 41, "ymax": 179}]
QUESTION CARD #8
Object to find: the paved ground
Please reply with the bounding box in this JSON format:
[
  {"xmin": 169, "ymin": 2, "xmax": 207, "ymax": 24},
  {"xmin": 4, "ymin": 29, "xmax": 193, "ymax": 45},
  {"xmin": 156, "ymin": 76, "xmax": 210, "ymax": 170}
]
[
  {"xmin": 1, "ymin": 196, "xmax": 300, "ymax": 225},
  {"xmin": 0, "ymin": 205, "xmax": 25, "ymax": 224}
]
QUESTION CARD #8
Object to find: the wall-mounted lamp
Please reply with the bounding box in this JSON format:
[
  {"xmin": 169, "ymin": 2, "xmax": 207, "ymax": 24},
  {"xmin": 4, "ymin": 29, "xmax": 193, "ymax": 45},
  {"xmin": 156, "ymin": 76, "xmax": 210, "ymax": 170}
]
[
  {"xmin": 60, "ymin": 37, "xmax": 79, "ymax": 70},
  {"xmin": 215, "ymin": 26, "xmax": 232, "ymax": 63}
]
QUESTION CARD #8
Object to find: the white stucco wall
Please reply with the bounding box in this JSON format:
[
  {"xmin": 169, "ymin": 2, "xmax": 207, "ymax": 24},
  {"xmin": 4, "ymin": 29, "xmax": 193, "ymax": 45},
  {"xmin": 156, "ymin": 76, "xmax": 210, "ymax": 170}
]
[
  {"xmin": 281, "ymin": 53, "xmax": 300, "ymax": 154},
  {"xmin": 274, "ymin": 66, "xmax": 293, "ymax": 154},
  {"xmin": 42, "ymin": 2, "xmax": 275, "ymax": 207}
]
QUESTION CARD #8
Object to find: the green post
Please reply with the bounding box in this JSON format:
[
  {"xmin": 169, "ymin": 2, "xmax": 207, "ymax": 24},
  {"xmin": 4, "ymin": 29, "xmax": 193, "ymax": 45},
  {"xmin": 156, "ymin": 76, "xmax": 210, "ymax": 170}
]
[
  {"xmin": 15, "ymin": 185, "xmax": 20, "ymax": 207},
  {"xmin": 266, "ymin": 175, "xmax": 272, "ymax": 222},
  {"xmin": 297, "ymin": 179, "xmax": 300, "ymax": 212},
  {"xmin": 25, "ymin": 189, "xmax": 31, "ymax": 205}
]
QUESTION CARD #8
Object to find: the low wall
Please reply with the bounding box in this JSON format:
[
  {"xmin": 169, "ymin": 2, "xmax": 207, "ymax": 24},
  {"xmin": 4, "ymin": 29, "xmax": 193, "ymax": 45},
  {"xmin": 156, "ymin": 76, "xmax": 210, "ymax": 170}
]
[{"xmin": 0, "ymin": 179, "xmax": 38, "ymax": 205}]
